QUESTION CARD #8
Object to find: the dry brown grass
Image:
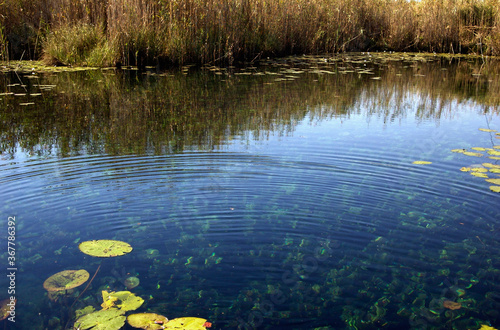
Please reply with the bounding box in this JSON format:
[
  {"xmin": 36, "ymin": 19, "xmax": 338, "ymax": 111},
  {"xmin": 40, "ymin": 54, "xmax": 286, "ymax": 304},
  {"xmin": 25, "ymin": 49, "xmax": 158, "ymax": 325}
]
[{"xmin": 1, "ymin": 0, "xmax": 499, "ymax": 65}]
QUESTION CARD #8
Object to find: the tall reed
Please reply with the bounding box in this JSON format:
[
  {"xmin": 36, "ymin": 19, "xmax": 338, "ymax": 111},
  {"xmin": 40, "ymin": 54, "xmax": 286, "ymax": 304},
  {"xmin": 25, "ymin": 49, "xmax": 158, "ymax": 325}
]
[{"xmin": 1, "ymin": 0, "xmax": 499, "ymax": 66}]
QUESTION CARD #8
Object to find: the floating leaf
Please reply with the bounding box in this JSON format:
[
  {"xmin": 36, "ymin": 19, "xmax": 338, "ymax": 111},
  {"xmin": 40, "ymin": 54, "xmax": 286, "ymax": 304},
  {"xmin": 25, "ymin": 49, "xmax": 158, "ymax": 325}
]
[
  {"xmin": 479, "ymin": 128, "xmax": 497, "ymax": 132},
  {"xmin": 470, "ymin": 172, "xmax": 488, "ymax": 178},
  {"xmin": 73, "ymin": 308, "xmax": 125, "ymax": 330},
  {"xmin": 127, "ymin": 313, "xmax": 169, "ymax": 330},
  {"xmin": 471, "ymin": 147, "xmax": 487, "ymax": 151},
  {"xmin": 101, "ymin": 291, "xmax": 144, "ymax": 312},
  {"xmin": 43, "ymin": 270, "xmax": 89, "ymax": 292},
  {"xmin": 451, "ymin": 149, "xmax": 466, "ymax": 153},
  {"xmin": 486, "ymin": 179, "xmax": 500, "ymax": 185},
  {"xmin": 75, "ymin": 306, "xmax": 96, "ymax": 319},
  {"xmin": 460, "ymin": 167, "xmax": 471, "ymax": 172},
  {"xmin": 489, "ymin": 157, "xmax": 500, "ymax": 160},
  {"xmin": 482, "ymin": 163, "xmax": 500, "ymax": 169},
  {"xmin": 101, "ymin": 291, "xmax": 119, "ymax": 310},
  {"xmin": 470, "ymin": 167, "xmax": 488, "ymax": 172},
  {"xmin": 489, "ymin": 169, "xmax": 500, "ymax": 174},
  {"xmin": 490, "ymin": 186, "xmax": 500, "ymax": 193},
  {"xmin": 163, "ymin": 317, "xmax": 209, "ymax": 329},
  {"xmin": 480, "ymin": 324, "xmax": 499, "ymax": 330},
  {"xmin": 412, "ymin": 161, "xmax": 432, "ymax": 165},
  {"xmin": 79, "ymin": 240, "xmax": 132, "ymax": 257},
  {"xmin": 462, "ymin": 151, "xmax": 483, "ymax": 157},
  {"xmin": 487, "ymin": 150, "xmax": 500, "ymax": 156}
]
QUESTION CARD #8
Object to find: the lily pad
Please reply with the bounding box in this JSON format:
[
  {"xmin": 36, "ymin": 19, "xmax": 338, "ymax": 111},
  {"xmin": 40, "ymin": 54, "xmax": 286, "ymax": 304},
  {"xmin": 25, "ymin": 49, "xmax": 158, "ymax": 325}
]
[
  {"xmin": 412, "ymin": 161, "xmax": 432, "ymax": 165},
  {"xmin": 76, "ymin": 306, "xmax": 96, "ymax": 319},
  {"xmin": 74, "ymin": 308, "xmax": 126, "ymax": 330},
  {"xmin": 127, "ymin": 313, "xmax": 169, "ymax": 329},
  {"xmin": 483, "ymin": 163, "xmax": 500, "ymax": 169},
  {"xmin": 470, "ymin": 172, "xmax": 488, "ymax": 178},
  {"xmin": 479, "ymin": 128, "xmax": 497, "ymax": 132},
  {"xmin": 101, "ymin": 290, "xmax": 144, "ymax": 311},
  {"xmin": 79, "ymin": 240, "xmax": 133, "ymax": 257},
  {"xmin": 486, "ymin": 179, "xmax": 500, "ymax": 185},
  {"xmin": 163, "ymin": 317, "xmax": 209, "ymax": 329},
  {"xmin": 462, "ymin": 151, "xmax": 483, "ymax": 157},
  {"xmin": 43, "ymin": 269, "xmax": 89, "ymax": 292},
  {"xmin": 490, "ymin": 186, "xmax": 500, "ymax": 193},
  {"xmin": 487, "ymin": 150, "xmax": 500, "ymax": 156}
]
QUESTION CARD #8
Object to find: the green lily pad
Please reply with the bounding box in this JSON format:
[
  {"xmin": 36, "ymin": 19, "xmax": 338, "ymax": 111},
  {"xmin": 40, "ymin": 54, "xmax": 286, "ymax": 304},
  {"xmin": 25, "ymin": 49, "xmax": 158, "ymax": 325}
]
[
  {"xmin": 75, "ymin": 306, "xmax": 96, "ymax": 319},
  {"xmin": 73, "ymin": 309, "xmax": 126, "ymax": 330},
  {"xmin": 164, "ymin": 317, "xmax": 208, "ymax": 329},
  {"xmin": 43, "ymin": 269, "xmax": 89, "ymax": 292},
  {"xmin": 102, "ymin": 290, "xmax": 144, "ymax": 311},
  {"xmin": 79, "ymin": 240, "xmax": 133, "ymax": 257},
  {"xmin": 127, "ymin": 313, "xmax": 169, "ymax": 329}
]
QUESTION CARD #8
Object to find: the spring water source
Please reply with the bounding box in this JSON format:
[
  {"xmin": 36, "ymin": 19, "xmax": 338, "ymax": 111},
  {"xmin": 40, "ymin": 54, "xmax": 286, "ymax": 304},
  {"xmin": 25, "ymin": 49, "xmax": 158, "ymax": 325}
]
[{"xmin": 1, "ymin": 53, "xmax": 500, "ymax": 329}]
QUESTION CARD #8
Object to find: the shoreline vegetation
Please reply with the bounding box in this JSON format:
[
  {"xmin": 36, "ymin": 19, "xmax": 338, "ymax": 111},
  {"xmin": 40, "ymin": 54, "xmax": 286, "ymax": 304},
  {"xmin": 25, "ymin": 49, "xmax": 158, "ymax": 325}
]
[{"xmin": 1, "ymin": 0, "xmax": 500, "ymax": 67}]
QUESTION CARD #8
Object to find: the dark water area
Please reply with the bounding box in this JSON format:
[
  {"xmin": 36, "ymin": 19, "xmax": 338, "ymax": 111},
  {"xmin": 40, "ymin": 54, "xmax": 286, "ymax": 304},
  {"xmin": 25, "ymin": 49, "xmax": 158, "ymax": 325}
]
[{"xmin": 1, "ymin": 53, "xmax": 500, "ymax": 329}]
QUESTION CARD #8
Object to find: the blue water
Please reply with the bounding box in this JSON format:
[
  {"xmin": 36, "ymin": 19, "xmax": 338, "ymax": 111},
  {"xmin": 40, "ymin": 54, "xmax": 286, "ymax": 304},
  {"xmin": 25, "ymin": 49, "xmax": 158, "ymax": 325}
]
[{"xmin": 1, "ymin": 55, "xmax": 500, "ymax": 329}]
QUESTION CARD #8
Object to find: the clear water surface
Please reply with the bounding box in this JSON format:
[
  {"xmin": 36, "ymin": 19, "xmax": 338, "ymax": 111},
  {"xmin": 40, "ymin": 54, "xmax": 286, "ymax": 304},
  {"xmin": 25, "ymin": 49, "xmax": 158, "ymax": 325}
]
[{"xmin": 0, "ymin": 53, "xmax": 500, "ymax": 329}]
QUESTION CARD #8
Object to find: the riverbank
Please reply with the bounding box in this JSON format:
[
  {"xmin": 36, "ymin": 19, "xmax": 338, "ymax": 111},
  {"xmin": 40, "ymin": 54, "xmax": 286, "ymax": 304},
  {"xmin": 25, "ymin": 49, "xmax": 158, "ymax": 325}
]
[{"xmin": 1, "ymin": 0, "xmax": 499, "ymax": 67}]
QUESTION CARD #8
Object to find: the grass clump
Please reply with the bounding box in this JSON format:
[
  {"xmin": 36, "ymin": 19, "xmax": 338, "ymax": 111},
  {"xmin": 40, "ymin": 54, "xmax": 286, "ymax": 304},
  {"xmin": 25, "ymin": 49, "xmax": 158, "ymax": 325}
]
[{"xmin": 42, "ymin": 23, "xmax": 116, "ymax": 66}]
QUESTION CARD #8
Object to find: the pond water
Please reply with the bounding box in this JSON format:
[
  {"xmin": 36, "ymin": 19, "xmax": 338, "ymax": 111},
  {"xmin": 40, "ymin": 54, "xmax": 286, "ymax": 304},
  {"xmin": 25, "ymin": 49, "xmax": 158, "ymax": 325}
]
[{"xmin": 1, "ymin": 53, "xmax": 500, "ymax": 329}]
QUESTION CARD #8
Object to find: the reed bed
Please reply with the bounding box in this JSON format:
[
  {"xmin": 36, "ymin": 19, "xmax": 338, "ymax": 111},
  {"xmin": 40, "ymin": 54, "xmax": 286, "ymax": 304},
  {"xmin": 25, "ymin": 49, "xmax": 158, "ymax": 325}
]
[{"xmin": 1, "ymin": 0, "xmax": 499, "ymax": 66}]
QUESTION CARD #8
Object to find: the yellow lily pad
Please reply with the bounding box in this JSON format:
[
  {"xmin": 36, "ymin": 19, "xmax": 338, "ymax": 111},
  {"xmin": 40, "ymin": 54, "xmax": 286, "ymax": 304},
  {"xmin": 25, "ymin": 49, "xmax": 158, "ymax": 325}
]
[
  {"xmin": 479, "ymin": 325, "xmax": 498, "ymax": 330},
  {"xmin": 462, "ymin": 151, "xmax": 483, "ymax": 157},
  {"xmin": 470, "ymin": 172, "xmax": 488, "ymax": 178},
  {"xmin": 493, "ymin": 146, "xmax": 500, "ymax": 149},
  {"xmin": 471, "ymin": 147, "xmax": 487, "ymax": 151},
  {"xmin": 486, "ymin": 178, "xmax": 500, "ymax": 185},
  {"xmin": 460, "ymin": 167, "xmax": 471, "ymax": 172},
  {"xmin": 490, "ymin": 186, "xmax": 500, "ymax": 193},
  {"xmin": 489, "ymin": 157, "xmax": 500, "ymax": 160},
  {"xmin": 79, "ymin": 240, "xmax": 133, "ymax": 257},
  {"xmin": 479, "ymin": 128, "xmax": 497, "ymax": 132},
  {"xmin": 451, "ymin": 149, "xmax": 466, "ymax": 153},
  {"xmin": 489, "ymin": 168, "xmax": 500, "ymax": 173},
  {"xmin": 470, "ymin": 167, "xmax": 488, "ymax": 172},
  {"xmin": 412, "ymin": 161, "xmax": 432, "ymax": 165},
  {"xmin": 43, "ymin": 269, "xmax": 89, "ymax": 292},
  {"xmin": 482, "ymin": 163, "xmax": 500, "ymax": 169},
  {"xmin": 127, "ymin": 313, "xmax": 169, "ymax": 330},
  {"xmin": 163, "ymin": 317, "xmax": 209, "ymax": 329},
  {"xmin": 487, "ymin": 150, "xmax": 500, "ymax": 156}
]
